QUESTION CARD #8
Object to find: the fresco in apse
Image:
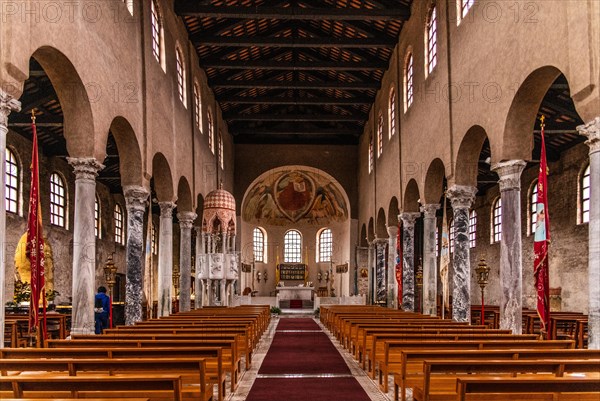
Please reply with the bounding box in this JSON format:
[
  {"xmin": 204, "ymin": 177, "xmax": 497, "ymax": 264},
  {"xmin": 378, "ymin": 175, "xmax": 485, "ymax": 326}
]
[{"xmin": 242, "ymin": 169, "xmax": 348, "ymax": 226}]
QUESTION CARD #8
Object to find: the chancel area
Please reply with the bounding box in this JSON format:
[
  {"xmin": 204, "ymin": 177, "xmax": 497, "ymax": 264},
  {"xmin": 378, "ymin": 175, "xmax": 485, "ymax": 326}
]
[{"xmin": 0, "ymin": 1, "xmax": 599, "ymax": 400}]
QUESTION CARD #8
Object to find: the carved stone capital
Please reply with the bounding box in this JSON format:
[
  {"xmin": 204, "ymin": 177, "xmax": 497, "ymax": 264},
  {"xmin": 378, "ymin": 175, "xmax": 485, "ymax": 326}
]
[
  {"xmin": 386, "ymin": 225, "xmax": 399, "ymax": 238},
  {"xmin": 420, "ymin": 203, "xmax": 440, "ymax": 218},
  {"xmin": 67, "ymin": 157, "xmax": 105, "ymax": 181},
  {"xmin": 491, "ymin": 160, "xmax": 526, "ymax": 192},
  {"xmin": 447, "ymin": 185, "xmax": 477, "ymax": 210},
  {"xmin": 577, "ymin": 117, "xmax": 600, "ymax": 154},
  {"xmin": 373, "ymin": 237, "xmax": 388, "ymax": 246},
  {"xmin": 177, "ymin": 212, "xmax": 197, "ymax": 230},
  {"xmin": 124, "ymin": 185, "xmax": 149, "ymax": 213},
  {"xmin": 158, "ymin": 201, "xmax": 176, "ymax": 218},
  {"xmin": 0, "ymin": 90, "xmax": 21, "ymax": 127},
  {"xmin": 400, "ymin": 212, "xmax": 421, "ymax": 228},
  {"xmin": 194, "ymin": 226, "xmax": 202, "ymax": 235}
]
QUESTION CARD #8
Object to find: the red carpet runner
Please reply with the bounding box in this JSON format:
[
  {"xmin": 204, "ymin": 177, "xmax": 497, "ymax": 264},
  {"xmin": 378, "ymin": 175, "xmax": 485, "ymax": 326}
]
[{"xmin": 246, "ymin": 318, "xmax": 371, "ymax": 401}]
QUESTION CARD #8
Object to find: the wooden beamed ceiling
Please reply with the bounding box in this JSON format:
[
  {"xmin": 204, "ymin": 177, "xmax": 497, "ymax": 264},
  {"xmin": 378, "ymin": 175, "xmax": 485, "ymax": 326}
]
[{"xmin": 178, "ymin": 0, "xmax": 412, "ymax": 144}]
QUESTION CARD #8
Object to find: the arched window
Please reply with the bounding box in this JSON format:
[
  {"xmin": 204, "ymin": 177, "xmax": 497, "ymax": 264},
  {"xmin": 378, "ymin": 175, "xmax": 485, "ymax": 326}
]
[
  {"xmin": 253, "ymin": 227, "xmax": 266, "ymax": 263},
  {"xmin": 5, "ymin": 148, "xmax": 19, "ymax": 214},
  {"xmin": 368, "ymin": 134, "xmax": 374, "ymax": 174},
  {"xmin": 468, "ymin": 209, "xmax": 477, "ymax": 248},
  {"xmin": 50, "ymin": 173, "xmax": 66, "ymax": 228},
  {"xmin": 492, "ymin": 197, "xmax": 502, "ymax": 243},
  {"xmin": 449, "ymin": 219, "xmax": 455, "ymax": 253},
  {"xmin": 95, "ymin": 195, "xmax": 101, "ymax": 238},
  {"xmin": 176, "ymin": 47, "xmax": 186, "ymax": 106},
  {"xmin": 114, "ymin": 204, "xmax": 125, "ymax": 245},
  {"xmin": 388, "ymin": 87, "xmax": 396, "ymax": 139},
  {"xmin": 284, "ymin": 229, "xmax": 302, "ymax": 263},
  {"xmin": 150, "ymin": 0, "xmax": 163, "ymax": 64},
  {"xmin": 426, "ymin": 5, "xmax": 438, "ymax": 74},
  {"xmin": 377, "ymin": 112, "xmax": 383, "ymax": 157},
  {"xmin": 581, "ymin": 164, "xmax": 590, "ymax": 224},
  {"xmin": 529, "ymin": 179, "xmax": 538, "ymax": 235},
  {"xmin": 219, "ymin": 130, "xmax": 224, "ymax": 169},
  {"xmin": 207, "ymin": 110, "xmax": 214, "ymax": 154},
  {"xmin": 318, "ymin": 228, "xmax": 333, "ymax": 262},
  {"xmin": 404, "ymin": 52, "xmax": 414, "ymax": 111},
  {"xmin": 151, "ymin": 222, "xmax": 158, "ymax": 255},
  {"xmin": 123, "ymin": 0, "xmax": 133, "ymax": 15},
  {"xmin": 461, "ymin": 0, "xmax": 475, "ymax": 19},
  {"xmin": 194, "ymin": 84, "xmax": 202, "ymax": 130}
]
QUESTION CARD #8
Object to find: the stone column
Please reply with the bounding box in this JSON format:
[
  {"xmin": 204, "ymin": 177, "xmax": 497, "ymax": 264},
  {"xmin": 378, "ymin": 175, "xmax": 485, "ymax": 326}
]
[
  {"xmin": 373, "ymin": 238, "xmax": 388, "ymax": 304},
  {"xmin": 420, "ymin": 204, "xmax": 440, "ymax": 316},
  {"xmin": 492, "ymin": 160, "xmax": 527, "ymax": 334},
  {"xmin": 386, "ymin": 225, "xmax": 399, "ymax": 309},
  {"xmin": 578, "ymin": 117, "xmax": 600, "ymax": 349},
  {"xmin": 157, "ymin": 202, "xmax": 175, "ymax": 317},
  {"xmin": 447, "ymin": 186, "xmax": 477, "ymax": 323},
  {"xmin": 194, "ymin": 226, "xmax": 202, "ymax": 309},
  {"xmin": 366, "ymin": 240, "xmax": 374, "ymax": 304},
  {"xmin": 67, "ymin": 158, "xmax": 104, "ymax": 335},
  {"xmin": 400, "ymin": 212, "xmax": 421, "ymax": 312},
  {"xmin": 0, "ymin": 90, "xmax": 20, "ymax": 348},
  {"xmin": 177, "ymin": 212, "xmax": 197, "ymax": 312},
  {"xmin": 123, "ymin": 186, "xmax": 149, "ymax": 325}
]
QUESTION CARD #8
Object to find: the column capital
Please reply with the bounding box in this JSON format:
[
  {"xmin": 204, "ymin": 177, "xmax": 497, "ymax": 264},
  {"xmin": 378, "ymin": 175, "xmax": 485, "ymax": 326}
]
[
  {"xmin": 386, "ymin": 224, "xmax": 399, "ymax": 238},
  {"xmin": 194, "ymin": 226, "xmax": 202, "ymax": 235},
  {"xmin": 577, "ymin": 116, "xmax": 600, "ymax": 154},
  {"xmin": 373, "ymin": 237, "xmax": 388, "ymax": 246},
  {"xmin": 447, "ymin": 185, "xmax": 477, "ymax": 210},
  {"xmin": 67, "ymin": 157, "xmax": 105, "ymax": 181},
  {"xmin": 177, "ymin": 211, "xmax": 197, "ymax": 229},
  {"xmin": 124, "ymin": 185, "xmax": 149, "ymax": 213},
  {"xmin": 400, "ymin": 212, "xmax": 421, "ymax": 228},
  {"xmin": 420, "ymin": 203, "xmax": 440, "ymax": 218},
  {"xmin": 158, "ymin": 201, "xmax": 176, "ymax": 218},
  {"xmin": 0, "ymin": 90, "xmax": 21, "ymax": 126},
  {"xmin": 491, "ymin": 160, "xmax": 526, "ymax": 192}
]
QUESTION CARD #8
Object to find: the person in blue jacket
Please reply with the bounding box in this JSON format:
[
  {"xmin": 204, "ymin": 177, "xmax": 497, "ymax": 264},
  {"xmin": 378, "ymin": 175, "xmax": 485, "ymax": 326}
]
[{"xmin": 94, "ymin": 286, "xmax": 110, "ymax": 334}]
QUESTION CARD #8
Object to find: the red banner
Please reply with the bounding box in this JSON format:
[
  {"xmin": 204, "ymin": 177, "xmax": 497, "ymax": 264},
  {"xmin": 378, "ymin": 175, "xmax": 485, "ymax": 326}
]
[
  {"xmin": 27, "ymin": 113, "xmax": 47, "ymax": 337},
  {"xmin": 395, "ymin": 221, "xmax": 403, "ymax": 307},
  {"xmin": 534, "ymin": 116, "xmax": 551, "ymax": 335}
]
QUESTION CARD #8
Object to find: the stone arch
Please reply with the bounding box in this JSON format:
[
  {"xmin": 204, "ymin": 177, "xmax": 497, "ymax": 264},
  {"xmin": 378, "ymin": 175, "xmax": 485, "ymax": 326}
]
[
  {"xmin": 455, "ymin": 125, "xmax": 489, "ymax": 187},
  {"xmin": 108, "ymin": 116, "xmax": 143, "ymax": 187},
  {"xmin": 176, "ymin": 177, "xmax": 193, "ymax": 212},
  {"xmin": 388, "ymin": 197, "xmax": 400, "ymax": 226},
  {"xmin": 403, "ymin": 179, "xmax": 420, "ymax": 213},
  {"xmin": 501, "ymin": 65, "xmax": 562, "ymax": 161},
  {"xmin": 151, "ymin": 153, "xmax": 174, "ymax": 202},
  {"xmin": 368, "ymin": 218, "xmax": 375, "ymax": 243},
  {"xmin": 360, "ymin": 224, "xmax": 368, "ymax": 247},
  {"xmin": 376, "ymin": 208, "xmax": 388, "ymax": 238},
  {"xmin": 423, "ymin": 158, "xmax": 446, "ymax": 204},
  {"xmin": 30, "ymin": 46, "xmax": 97, "ymax": 159}
]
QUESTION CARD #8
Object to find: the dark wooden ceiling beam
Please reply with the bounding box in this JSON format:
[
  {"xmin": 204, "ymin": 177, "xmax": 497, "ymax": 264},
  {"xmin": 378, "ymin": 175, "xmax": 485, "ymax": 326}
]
[
  {"xmin": 201, "ymin": 59, "xmax": 387, "ymax": 71},
  {"xmin": 175, "ymin": 5, "xmax": 410, "ymax": 21},
  {"xmin": 212, "ymin": 79, "xmax": 379, "ymax": 90},
  {"xmin": 191, "ymin": 35, "xmax": 395, "ymax": 48},
  {"xmin": 224, "ymin": 113, "xmax": 366, "ymax": 122},
  {"xmin": 218, "ymin": 95, "xmax": 372, "ymax": 105},
  {"xmin": 231, "ymin": 128, "xmax": 362, "ymax": 136}
]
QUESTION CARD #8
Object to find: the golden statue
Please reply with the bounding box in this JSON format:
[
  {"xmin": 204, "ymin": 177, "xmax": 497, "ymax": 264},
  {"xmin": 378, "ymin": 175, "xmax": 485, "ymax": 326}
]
[{"xmin": 14, "ymin": 233, "xmax": 54, "ymax": 291}]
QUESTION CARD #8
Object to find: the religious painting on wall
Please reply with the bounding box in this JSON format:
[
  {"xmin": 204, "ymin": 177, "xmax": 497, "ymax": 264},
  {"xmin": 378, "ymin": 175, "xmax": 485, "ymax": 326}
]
[
  {"xmin": 242, "ymin": 168, "xmax": 348, "ymax": 226},
  {"xmin": 375, "ymin": 242, "xmax": 387, "ymax": 304}
]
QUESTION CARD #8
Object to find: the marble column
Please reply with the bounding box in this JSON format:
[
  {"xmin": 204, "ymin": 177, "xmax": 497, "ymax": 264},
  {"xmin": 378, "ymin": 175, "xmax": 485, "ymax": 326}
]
[
  {"xmin": 194, "ymin": 226, "xmax": 202, "ymax": 309},
  {"xmin": 157, "ymin": 202, "xmax": 175, "ymax": 317},
  {"xmin": 0, "ymin": 90, "xmax": 21, "ymax": 348},
  {"xmin": 400, "ymin": 212, "xmax": 421, "ymax": 312},
  {"xmin": 386, "ymin": 225, "xmax": 399, "ymax": 309},
  {"xmin": 420, "ymin": 204, "xmax": 440, "ymax": 316},
  {"xmin": 177, "ymin": 212, "xmax": 197, "ymax": 312},
  {"xmin": 373, "ymin": 238, "xmax": 388, "ymax": 304},
  {"xmin": 447, "ymin": 186, "xmax": 477, "ymax": 323},
  {"xmin": 123, "ymin": 186, "xmax": 149, "ymax": 325},
  {"xmin": 577, "ymin": 117, "xmax": 600, "ymax": 349},
  {"xmin": 67, "ymin": 158, "xmax": 104, "ymax": 335},
  {"xmin": 492, "ymin": 160, "xmax": 527, "ymax": 334}
]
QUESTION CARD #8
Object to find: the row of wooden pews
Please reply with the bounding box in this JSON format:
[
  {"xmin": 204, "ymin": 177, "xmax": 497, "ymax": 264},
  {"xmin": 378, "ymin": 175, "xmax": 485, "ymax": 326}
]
[
  {"xmin": 0, "ymin": 305, "xmax": 271, "ymax": 401},
  {"xmin": 320, "ymin": 305, "xmax": 599, "ymax": 401}
]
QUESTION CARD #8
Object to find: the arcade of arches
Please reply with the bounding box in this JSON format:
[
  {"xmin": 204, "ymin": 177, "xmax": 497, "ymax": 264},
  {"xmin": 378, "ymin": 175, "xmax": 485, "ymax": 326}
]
[{"xmin": 0, "ymin": 0, "xmax": 599, "ymax": 357}]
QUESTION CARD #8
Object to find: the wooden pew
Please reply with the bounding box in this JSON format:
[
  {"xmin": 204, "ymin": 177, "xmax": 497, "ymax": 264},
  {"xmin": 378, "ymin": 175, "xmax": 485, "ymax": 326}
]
[
  {"xmin": 456, "ymin": 377, "xmax": 600, "ymax": 401},
  {"xmin": 0, "ymin": 375, "xmax": 184, "ymax": 401},
  {"xmin": 411, "ymin": 359, "xmax": 600, "ymax": 401},
  {"xmin": 0, "ymin": 358, "xmax": 212, "ymax": 401}
]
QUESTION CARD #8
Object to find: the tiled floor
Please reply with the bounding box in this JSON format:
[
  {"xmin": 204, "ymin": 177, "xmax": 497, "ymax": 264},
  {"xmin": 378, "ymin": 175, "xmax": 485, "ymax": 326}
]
[{"xmin": 227, "ymin": 314, "xmax": 394, "ymax": 401}]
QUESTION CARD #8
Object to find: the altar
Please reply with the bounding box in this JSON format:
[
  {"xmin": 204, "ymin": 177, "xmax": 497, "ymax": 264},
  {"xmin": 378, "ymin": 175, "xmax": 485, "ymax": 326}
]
[{"xmin": 277, "ymin": 286, "xmax": 314, "ymax": 301}]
